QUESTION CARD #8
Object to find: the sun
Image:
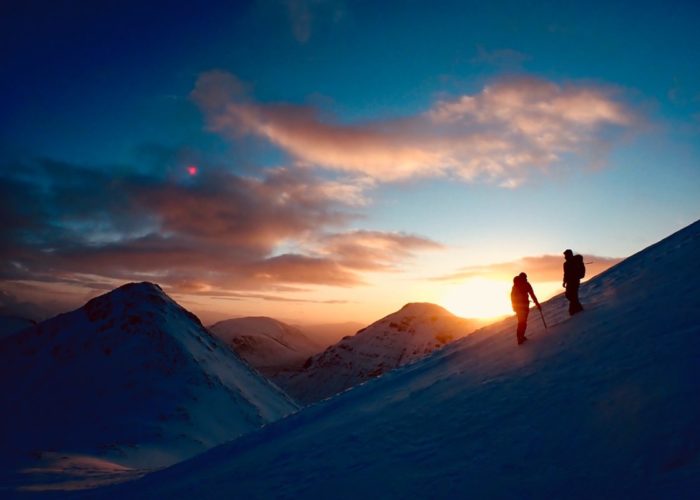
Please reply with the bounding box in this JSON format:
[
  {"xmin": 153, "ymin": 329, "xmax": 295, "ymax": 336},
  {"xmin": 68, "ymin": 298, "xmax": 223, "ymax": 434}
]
[{"xmin": 439, "ymin": 278, "xmax": 513, "ymax": 319}]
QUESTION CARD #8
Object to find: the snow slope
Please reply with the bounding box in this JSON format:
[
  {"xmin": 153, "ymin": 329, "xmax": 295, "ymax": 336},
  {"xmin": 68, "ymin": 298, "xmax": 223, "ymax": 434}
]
[
  {"xmin": 0, "ymin": 315, "xmax": 35, "ymax": 339},
  {"xmin": 109, "ymin": 220, "xmax": 700, "ymax": 498},
  {"xmin": 209, "ymin": 317, "xmax": 322, "ymax": 376},
  {"xmin": 269, "ymin": 303, "xmax": 481, "ymax": 404},
  {"xmin": 293, "ymin": 321, "xmax": 366, "ymax": 347},
  {"xmin": 0, "ymin": 283, "xmax": 297, "ymax": 486}
]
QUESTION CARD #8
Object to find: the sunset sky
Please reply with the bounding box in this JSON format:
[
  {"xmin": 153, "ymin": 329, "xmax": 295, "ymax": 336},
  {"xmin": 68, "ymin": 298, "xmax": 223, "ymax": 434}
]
[{"xmin": 1, "ymin": 1, "xmax": 699, "ymax": 325}]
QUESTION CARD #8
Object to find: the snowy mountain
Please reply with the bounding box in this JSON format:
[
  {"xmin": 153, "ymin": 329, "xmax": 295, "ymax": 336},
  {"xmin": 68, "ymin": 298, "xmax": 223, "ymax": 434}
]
[
  {"xmin": 293, "ymin": 321, "xmax": 366, "ymax": 347},
  {"xmin": 111, "ymin": 220, "xmax": 700, "ymax": 498},
  {"xmin": 0, "ymin": 282, "xmax": 297, "ymax": 486},
  {"xmin": 0, "ymin": 315, "xmax": 35, "ymax": 339},
  {"xmin": 208, "ymin": 317, "xmax": 322, "ymax": 376},
  {"xmin": 278, "ymin": 303, "xmax": 482, "ymax": 404}
]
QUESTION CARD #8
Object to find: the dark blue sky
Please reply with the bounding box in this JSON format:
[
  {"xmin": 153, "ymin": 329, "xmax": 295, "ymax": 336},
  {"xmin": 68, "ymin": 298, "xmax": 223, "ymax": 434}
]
[
  {"xmin": 2, "ymin": 0, "xmax": 699, "ymax": 322},
  {"xmin": 4, "ymin": 0, "xmax": 699, "ymax": 164}
]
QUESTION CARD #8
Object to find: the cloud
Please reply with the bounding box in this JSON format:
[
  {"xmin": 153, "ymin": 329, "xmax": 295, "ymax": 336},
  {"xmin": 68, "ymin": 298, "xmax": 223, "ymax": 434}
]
[
  {"xmin": 319, "ymin": 230, "xmax": 443, "ymax": 271},
  {"xmin": 249, "ymin": 254, "xmax": 361, "ymax": 286},
  {"xmin": 187, "ymin": 289, "xmax": 350, "ymax": 304},
  {"xmin": 0, "ymin": 158, "xmax": 439, "ymax": 297},
  {"xmin": 432, "ymin": 254, "xmax": 623, "ymax": 283},
  {"xmin": 0, "ymin": 280, "xmax": 89, "ymax": 320},
  {"xmin": 193, "ymin": 71, "xmax": 640, "ymax": 186},
  {"xmin": 0, "ymin": 288, "xmax": 46, "ymax": 320}
]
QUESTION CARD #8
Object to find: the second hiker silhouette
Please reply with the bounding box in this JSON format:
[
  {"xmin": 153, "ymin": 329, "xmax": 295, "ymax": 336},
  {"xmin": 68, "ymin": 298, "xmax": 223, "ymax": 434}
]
[
  {"xmin": 510, "ymin": 272, "xmax": 541, "ymax": 345},
  {"xmin": 563, "ymin": 249, "xmax": 585, "ymax": 316}
]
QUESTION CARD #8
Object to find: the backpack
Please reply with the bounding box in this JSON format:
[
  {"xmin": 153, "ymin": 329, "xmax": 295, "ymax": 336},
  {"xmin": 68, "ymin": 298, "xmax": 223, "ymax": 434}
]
[
  {"xmin": 574, "ymin": 254, "xmax": 586, "ymax": 279},
  {"xmin": 510, "ymin": 277, "xmax": 528, "ymax": 310}
]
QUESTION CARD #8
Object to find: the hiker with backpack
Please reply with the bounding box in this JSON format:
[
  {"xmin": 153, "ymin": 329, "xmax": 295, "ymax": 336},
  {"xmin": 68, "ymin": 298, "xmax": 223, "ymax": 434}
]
[
  {"xmin": 510, "ymin": 272, "xmax": 541, "ymax": 345},
  {"xmin": 563, "ymin": 249, "xmax": 585, "ymax": 316}
]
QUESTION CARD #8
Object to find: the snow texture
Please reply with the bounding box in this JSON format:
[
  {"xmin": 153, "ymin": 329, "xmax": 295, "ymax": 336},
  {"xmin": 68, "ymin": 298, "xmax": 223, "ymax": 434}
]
[
  {"xmin": 0, "ymin": 282, "xmax": 297, "ymax": 490},
  {"xmin": 0, "ymin": 315, "xmax": 35, "ymax": 339},
  {"xmin": 209, "ymin": 317, "xmax": 322, "ymax": 376},
  {"xmin": 278, "ymin": 303, "xmax": 481, "ymax": 404},
  {"xmin": 103, "ymin": 219, "xmax": 700, "ymax": 499}
]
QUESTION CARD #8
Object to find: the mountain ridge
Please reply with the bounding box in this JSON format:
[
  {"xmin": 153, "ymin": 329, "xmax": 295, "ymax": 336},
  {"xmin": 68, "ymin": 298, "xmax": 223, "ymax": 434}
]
[
  {"xmin": 277, "ymin": 301, "xmax": 483, "ymax": 404},
  {"xmin": 110, "ymin": 219, "xmax": 700, "ymax": 498},
  {"xmin": 0, "ymin": 282, "xmax": 298, "ymax": 480},
  {"xmin": 209, "ymin": 316, "xmax": 322, "ymax": 376}
]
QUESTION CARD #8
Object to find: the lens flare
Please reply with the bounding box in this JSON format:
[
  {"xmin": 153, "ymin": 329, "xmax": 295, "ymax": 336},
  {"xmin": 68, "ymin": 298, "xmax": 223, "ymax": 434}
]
[{"xmin": 187, "ymin": 165, "xmax": 198, "ymax": 176}]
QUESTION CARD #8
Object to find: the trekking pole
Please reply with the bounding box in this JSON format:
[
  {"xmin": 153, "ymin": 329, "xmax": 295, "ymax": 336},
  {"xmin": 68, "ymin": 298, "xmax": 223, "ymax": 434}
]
[{"xmin": 538, "ymin": 307, "xmax": 548, "ymax": 330}]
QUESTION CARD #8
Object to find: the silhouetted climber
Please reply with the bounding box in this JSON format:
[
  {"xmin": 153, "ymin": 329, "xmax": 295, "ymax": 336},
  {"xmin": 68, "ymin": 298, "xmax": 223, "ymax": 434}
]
[
  {"xmin": 510, "ymin": 272, "xmax": 541, "ymax": 345},
  {"xmin": 563, "ymin": 249, "xmax": 585, "ymax": 316}
]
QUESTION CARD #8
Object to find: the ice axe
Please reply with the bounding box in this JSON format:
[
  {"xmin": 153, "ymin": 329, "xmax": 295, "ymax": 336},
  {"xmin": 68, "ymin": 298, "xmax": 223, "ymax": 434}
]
[{"xmin": 538, "ymin": 306, "xmax": 548, "ymax": 330}]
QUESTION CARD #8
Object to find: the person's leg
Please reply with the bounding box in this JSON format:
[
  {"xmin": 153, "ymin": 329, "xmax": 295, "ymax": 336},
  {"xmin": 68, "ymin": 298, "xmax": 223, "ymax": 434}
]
[
  {"xmin": 571, "ymin": 281, "xmax": 583, "ymax": 314},
  {"xmin": 516, "ymin": 309, "xmax": 529, "ymax": 343},
  {"xmin": 516, "ymin": 316, "xmax": 524, "ymax": 338},
  {"xmin": 522, "ymin": 308, "xmax": 529, "ymax": 337},
  {"xmin": 566, "ymin": 286, "xmax": 575, "ymax": 316}
]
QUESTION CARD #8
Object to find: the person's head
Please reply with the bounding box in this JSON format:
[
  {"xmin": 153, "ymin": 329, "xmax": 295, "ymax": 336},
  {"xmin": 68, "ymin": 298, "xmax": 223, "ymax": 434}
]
[
  {"xmin": 563, "ymin": 249, "xmax": 573, "ymax": 260},
  {"xmin": 518, "ymin": 272, "xmax": 528, "ymax": 281}
]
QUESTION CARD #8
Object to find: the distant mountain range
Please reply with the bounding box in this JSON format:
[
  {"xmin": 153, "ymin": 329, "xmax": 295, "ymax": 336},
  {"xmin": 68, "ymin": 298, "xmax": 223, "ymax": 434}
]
[
  {"xmin": 12, "ymin": 220, "xmax": 700, "ymax": 496},
  {"xmin": 277, "ymin": 302, "xmax": 483, "ymax": 404},
  {"xmin": 292, "ymin": 321, "xmax": 366, "ymax": 347},
  {"xmin": 209, "ymin": 316, "xmax": 323, "ymax": 376},
  {"xmin": 110, "ymin": 220, "xmax": 700, "ymax": 498}
]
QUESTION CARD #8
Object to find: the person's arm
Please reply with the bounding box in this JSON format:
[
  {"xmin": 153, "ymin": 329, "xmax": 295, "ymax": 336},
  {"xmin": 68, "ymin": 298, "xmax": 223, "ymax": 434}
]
[
  {"xmin": 528, "ymin": 284, "xmax": 541, "ymax": 310},
  {"xmin": 562, "ymin": 262, "xmax": 567, "ymax": 288}
]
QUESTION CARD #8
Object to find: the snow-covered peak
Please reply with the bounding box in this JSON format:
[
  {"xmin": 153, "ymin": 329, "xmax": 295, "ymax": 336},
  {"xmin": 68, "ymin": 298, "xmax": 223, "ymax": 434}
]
[
  {"xmin": 0, "ymin": 282, "xmax": 297, "ymax": 482},
  {"xmin": 114, "ymin": 220, "xmax": 700, "ymax": 498},
  {"xmin": 209, "ymin": 316, "xmax": 322, "ymax": 375},
  {"xmin": 81, "ymin": 281, "xmax": 200, "ymax": 327},
  {"xmin": 395, "ymin": 302, "xmax": 453, "ymax": 315},
  {"xmin": 278, "ymin": 301, "xmax": 482, "ymax": 404},
  {"xmin": 211, "ymin": 316, "xmax": 310, "ymax": 345}
]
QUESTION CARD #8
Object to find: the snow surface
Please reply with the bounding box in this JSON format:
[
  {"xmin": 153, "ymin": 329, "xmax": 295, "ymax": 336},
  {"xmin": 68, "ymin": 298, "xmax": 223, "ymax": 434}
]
[
  {"xmin": 0, "ymin": 315, "xmax": 35, "ymax": 339},
  {"xmin": 208, "ymin": 317, "xmax": 322, "ymax": 376},
  {"xmin": 0, "ymin": 283, "xmax": 297, "ymax": 491},
  {"xmin": 278, "ymin": 303, "xmax": 482, "ymax": 404},
  {"xmin": 13, "ymin": 453, "xmax": 148, "ymax": 493},
  {"xmin": 102, "ymin": 219, "xmax": 700, "ymax": 498}
]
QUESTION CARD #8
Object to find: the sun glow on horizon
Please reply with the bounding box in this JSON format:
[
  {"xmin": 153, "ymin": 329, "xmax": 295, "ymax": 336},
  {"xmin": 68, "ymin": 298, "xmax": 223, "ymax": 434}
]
[{"xmin": 439, "ymin": 278, "xmax": 514, "ymax": 320}]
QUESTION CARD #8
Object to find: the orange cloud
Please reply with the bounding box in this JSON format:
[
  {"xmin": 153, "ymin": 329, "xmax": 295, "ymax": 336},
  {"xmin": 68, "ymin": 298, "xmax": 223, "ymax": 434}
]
[
  {"xmin": 319, "ymin": 230, "xmax": 443, "ymax": 271},
  {"xmin": 0, "ymin": 159, "xmax": 440, "ymax": 296},
  {"xmin": 193, "ymin": 72, "xmax": 640, "ymax": 186}
]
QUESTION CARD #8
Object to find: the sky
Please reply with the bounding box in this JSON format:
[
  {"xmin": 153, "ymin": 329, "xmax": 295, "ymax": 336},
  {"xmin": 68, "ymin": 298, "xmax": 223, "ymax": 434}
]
[{"xmin": 1, "ymin": 0, "xmax": 699, "ymax": 325}]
